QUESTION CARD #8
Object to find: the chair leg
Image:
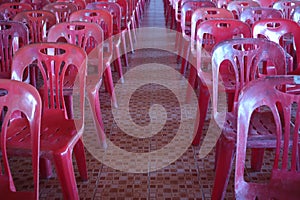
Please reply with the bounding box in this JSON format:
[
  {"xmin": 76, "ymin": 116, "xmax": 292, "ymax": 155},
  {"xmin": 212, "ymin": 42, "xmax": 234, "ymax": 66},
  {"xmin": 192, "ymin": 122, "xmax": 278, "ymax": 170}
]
[
  {"xmin": 53, "ymin": 149, "xmax": 79, "ymax": 200},
  {"xmin": 180, "ymin": 40, "xmax": 190, "ymax": 75},
  {"xmin": 176, "ymin": 31, "xmax": 183, "ymax": 64},
  {"xmin": 74, "ymin": 139, "xmax": 88, "ymax": 181},
  {"xmin": 114, "ymin": 45, "xmax": 124, "ymax": 83},
  {"xmin": 40, "ymin": 157, "xmax": 53, "ymax": 179},
  {"xmin": 212, "ymin": 135, "xmax": 235, "ymax": 200},
  {"xmin": 130, "ymin": 16, "xmax": 137, "ymax": 44},
  {"xmin": 121, "ymin": 32, "xmax": 129, "ymax": 67},
  {"xmin": 126, "ymin": 23, "xmax": 135, "ymax": 53},
  {"xmin": 192, "ymin": 84, "xmax": 210, "ymax": 146},
  {"xmin": 104, "ymin": 65, "xmax": 118, "ymax": 108},
  {"xmin": 86, "ymin": 82, "xmax": 107, "ymax": 148},
  {"xmin": 64, "ymin": 95, "xmax": 73, "ymax": 119},
  {"xmin": 185, "ymin": 65, "xmax": 197, "ymax": 103},
  {"xmin": 251, "ymin": 148, "xmax": 265, "ymax": 171}
]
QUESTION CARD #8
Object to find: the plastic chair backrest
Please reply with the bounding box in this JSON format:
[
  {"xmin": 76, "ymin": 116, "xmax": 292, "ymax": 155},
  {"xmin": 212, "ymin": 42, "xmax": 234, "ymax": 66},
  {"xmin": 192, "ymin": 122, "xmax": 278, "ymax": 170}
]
[
  {"xmin": 180, "ymin": 0, "xmax": 216, "ymax": 39},
  {"xmin": 0, "ymin": 21, "xmax": 29, "ymax": 79},
  {"xmin": 43, "ymin": 2, "xmax": 78, "ymax": 23},
  {"xmin": 69, "ymin": 9, "xmax": 113, "ymax": 52},
  {"xmin": 252, "ymin": 18, "xmax": 300, "ymax": 71},
  {"xmin": 57, "ymin": 0, "xmax": 87, "ymax": 10},
  {"xmin": 273, "ymin": 0, "xmax": 300, "ymax": 19},
  {"xmin": 216, "ymin": 0, "xmax": 232, "ymax": 8},
  {"xmin": 0, "ymin": 2, "xmax": 32, "ymax": 20},
  {"xmin": 235, "ymin": 75, "xmax": 300, "ymax": 199},
  {"xmin": 253, "ymin": 0, "xmax": 278, "ymax": 7},
  {"xmin": 227, "ymin": 0, "xmax": 260, "ymax": 19},
  {"xmin": 13, "ymin": 10, "xmax": 56, "ymax": 43},
  {"xmin": 211, "ymin": 38, "xmax": 287, "ymax": 113},
  {"xmin": 190, "ymin": 7, "xmax": 234, "ymax": 54},
  {"xmin": 0, "ymin": 79, "xmax": 41, "ymax": 200},
  {"xmin": 240, "ymin": 7, "xmax": 283, "ymax": 27},
  {"xmin": 86, "ymin": 2, "xmax": 122, "ymax": 35},
  {"xmin": 47, "ymin": 21, "xmax": 104, "ymax": 75},
  {"xmin": 196, "ymin": 19, "xmax": 251, "ymax": 54},
  {"xmin": 175, "ymin": 0, "xmax": 215, "ymax": 22},
  {"xmin": 20, "ymin": 0, "xmax": 51, "ymax": 10},
  {"xmin": 291, "ymin": 5, "xmax": 300, "ymax": 24},
  {"xmin": 115, "ymin": 0, "xmax": 129, "ymax": 28},
  {"xmin": 11, "ymin": 42, "xmax": 87, "ymax": 120}
]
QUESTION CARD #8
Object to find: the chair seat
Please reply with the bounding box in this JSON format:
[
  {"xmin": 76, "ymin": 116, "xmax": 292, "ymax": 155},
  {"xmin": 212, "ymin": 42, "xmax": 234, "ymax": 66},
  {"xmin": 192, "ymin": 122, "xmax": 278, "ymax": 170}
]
[
  {"xmin": 221, "ymin": 111, "xmax": 277, "ymax": 145},
  {"xmin": 6, "ymin": 114, "xmax": 82, "ymax": 153}
]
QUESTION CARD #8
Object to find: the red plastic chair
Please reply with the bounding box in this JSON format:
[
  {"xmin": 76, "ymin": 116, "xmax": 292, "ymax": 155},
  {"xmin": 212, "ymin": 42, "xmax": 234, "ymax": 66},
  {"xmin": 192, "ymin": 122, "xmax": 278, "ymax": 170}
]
[
  {"xmin": 11, "ymin": 42, "xmax": 88, "ymax": 200},
  {"xmin": 235, "ymin": 75, "xmax": 300, "ymax": 199},
  {"xmin": 43, "ymin": 1, "xmax": 78, "ymax": 23},
  {"xmin": 20, "ymin": 0, "xmax": 51, "ymax": 10},
  {"xmin": 69, "ymin": 9, "xmax": 119, "ymax": 108},
  {"xmin": 190, "ymin": 7, "xmax": 234, "ymax": 55},
  {"xmin": 176, "ymin": 0, "xmax": 216, "ymax": 62},
  {"xmin": 116, "ymin": 0, "xmax": 135, "ymax": 54},
  {"xmin": 57, "ymin": 0, "xmax": 87, "ymax": 10},
  {"xmin": 273, "ymin": 0, "xmax": 300, "ymax": 19},
  {"xmin": 216, "ymin": 0, "xmax": 232, "ymax": 8},
  {"xmin": 210, "ymin": 38, "xmax": 287, "ymax": 200},
  {"xmin": 178, "ymin": 0, "xmax": 216, "ymax": 74},
  {"xmin": 253, "ymin": 0, "xmax": 278, "ymax": 7},
  {"xmin": 13, "ymin": 10, "xmax": 57, "ymax": 43},
  {"xmin": 86, "ymin": 2, "xmax": 129, "ymax": 68},
  {"xmin": 0, "ymin": 79, "xmax": 41, "ymax": 200},
  {"xmin": 227, "ymin": 0, "xmax": 260, "ymax": 19},
  {"xmin": 47, "ymin": 21, "xmax": 107, "ymax": 147},
  {"xmin": 191, "ymin": 19, "xmax": 250, "ymax": 145},
  {"xmin": 0, "ymin": 20, "xmax": 29, "ymax": 79},
  {"xmin": 239, "ymin": 7, "xmax": 283, "ymax": 27},
  {"xmin": 291, "ymin": 5, "xmax": 300, "ymax": 24},
  {"xmin": 0, "ymin": 2, "xmax": 32, "ymax": 20},
  {"xmin": 252, "ymin": 18, "xmax": 300, "ymax": 74},
  {"xmin": 182, "ymin": 7, "xmax": 233, "ymax": 76}
]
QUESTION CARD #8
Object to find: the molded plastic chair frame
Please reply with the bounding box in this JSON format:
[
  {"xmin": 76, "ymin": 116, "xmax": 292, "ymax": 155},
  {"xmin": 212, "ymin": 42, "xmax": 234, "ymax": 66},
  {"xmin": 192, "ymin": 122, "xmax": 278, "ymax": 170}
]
[
  {"xmin": 11, "ymin": 42, "xmax": 88, "ymax": 200},
  {"xmin": 47, "ymin": 21, "xmax": 107, "ymax": 148},
  {"xmin": 0, "ymin": 79, "xmax": 41, "ymax": 200},
  {"xmin": 192, "ymin": 19, "xmax": 251, "ymax": 145},
  {"xmin": 0, "ymin": 20, "xmax": 29, "ymax": 79},
  {"xmin": 211, "ymin": 38, "xmax": 288, "ymax": 200},
  {"xmin": 235, "ymin": 75, "xmax": 300, "ymax": 199}
]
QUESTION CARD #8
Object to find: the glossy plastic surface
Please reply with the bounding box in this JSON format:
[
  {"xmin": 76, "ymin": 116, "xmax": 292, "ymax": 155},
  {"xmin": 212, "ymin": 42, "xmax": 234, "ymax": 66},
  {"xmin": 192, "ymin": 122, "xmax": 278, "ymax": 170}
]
[
  {"xmin": 252, "ymin": 18, "xmax": 300, "ymax": 73},
  {"xmin": 192, "ymin": 19, "xmax": 251, "ymax": 145},
  {"xmin": 227, "ymin": 0, "xmax": 260, "ymax": 19},
  {"xmin": 0, "ymin": 20, "xmax": 29, "ymax": 79},
  {"xmin": 273, "ymin": 0, "xmax": 300, "ymax": 19},
  {"xmin": 116, "ymin": 0, "xmax": 135, "ymax": 54},
  {"xmin": 0, "ymin": 2, "xmax": 32, "ymax": 20},
  {"xmin": 43, "ymin": 1, "xmax": 78, "ymax": 23},
  {"xmin": 239, "ymin": 7, "xmax": 283, "ymax": 27},
  {"xmin": 11, "ymin": 42, "xmax": 87, "ymax": 200},
  {"xmin": 189, "ymin": 7, "xmax": 234, "ymax": 89},
  {"xmin": 0, "ymin": 79, "xmax": 41, "ymax": 200},
  {"xmin": 57, "ymin": 0, "xmax": 86, "ymax": 10},
  {"xmin": 211, "ymin": 38, "xmax": 287, "ymax": 200},
  {"xmin": 86, "ymin": 2, "xmax": 128, "ymax": 70},
  {"xmin": 47, "ymin": 21, "xmax": 107, "ymax": 147},
  {"xmin": 253, "ymin": 0, "xmax": 278, "ymax": 7},
  {"xmin": 177, "ymin": 0, "xmax": 216, "ymax": 70},
  {"xmin": 235, "ymin": 75, "xmax": 300, "ymax": 199},
  {"xmin": 20, "ymin": 0, "xmax": 51, "ymax": 10},
  {"xmin": 69, "ymin": 9, "xmax": 119, "ymax": 107},
  {"xmin": 291, "ymin": 5, "xmax": 300, "ymax": 24},
  {"xmin": 13, "ymin": 10, "xmax": 56, "ymax": 43}
]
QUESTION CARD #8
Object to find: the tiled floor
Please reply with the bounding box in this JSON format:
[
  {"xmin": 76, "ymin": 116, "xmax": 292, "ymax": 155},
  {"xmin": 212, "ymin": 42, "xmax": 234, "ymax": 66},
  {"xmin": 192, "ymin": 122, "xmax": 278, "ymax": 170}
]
[{"xmin": 7, "ymin": 0, "xmax": 275, "ymax": 199}]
